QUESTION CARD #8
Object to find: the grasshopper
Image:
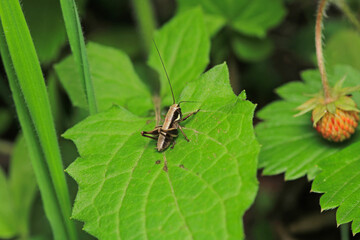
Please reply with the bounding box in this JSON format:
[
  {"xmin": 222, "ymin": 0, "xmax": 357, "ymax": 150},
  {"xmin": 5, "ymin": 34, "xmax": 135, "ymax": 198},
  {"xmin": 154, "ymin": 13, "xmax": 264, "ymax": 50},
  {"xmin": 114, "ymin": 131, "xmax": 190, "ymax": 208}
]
[{"xmin": 141, "ymin": 40, "xmax": 199, "ymax": 151}]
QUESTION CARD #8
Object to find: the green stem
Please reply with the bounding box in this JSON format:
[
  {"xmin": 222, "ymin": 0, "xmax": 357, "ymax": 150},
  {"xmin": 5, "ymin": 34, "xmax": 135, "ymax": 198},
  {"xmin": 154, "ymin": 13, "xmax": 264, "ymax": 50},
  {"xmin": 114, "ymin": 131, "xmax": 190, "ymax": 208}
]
[
  {"xmin": 59, "ymin": 0, "xmax": 98, "ymax": 115},
  {"xmin": 0, "ymin": 21, "xmax": 67, "ymax": 240},
  {"xmin": 316, "ymin": 0, "xmax": 331, "ymax": 101},
  {"xmin": 340, "ymin": 224, "xmax": 350, "ymax": 240},
  {"xmin": 132, "ymin": 0, "xmax": 157, "ymax": 54},
  {"xmin": 335, "ymin": 0, "xmax": 360, "ymax": 32}
]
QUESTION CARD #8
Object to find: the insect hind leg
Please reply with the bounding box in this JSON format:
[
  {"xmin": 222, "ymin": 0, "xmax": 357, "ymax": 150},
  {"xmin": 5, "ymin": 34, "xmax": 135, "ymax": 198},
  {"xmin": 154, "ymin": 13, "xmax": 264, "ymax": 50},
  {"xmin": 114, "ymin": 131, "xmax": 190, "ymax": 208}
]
[{"xmin": 141, "ymin": 130, "xmax": 159, "ymax": 141}]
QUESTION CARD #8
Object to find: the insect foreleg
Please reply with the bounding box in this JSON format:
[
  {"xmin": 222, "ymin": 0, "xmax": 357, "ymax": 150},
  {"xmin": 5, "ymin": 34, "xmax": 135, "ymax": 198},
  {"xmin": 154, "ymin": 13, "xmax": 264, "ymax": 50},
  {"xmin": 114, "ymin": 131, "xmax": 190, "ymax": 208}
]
[{"xmin": 181, "ymin": 109, "xmax": 200, "ymax": 122}]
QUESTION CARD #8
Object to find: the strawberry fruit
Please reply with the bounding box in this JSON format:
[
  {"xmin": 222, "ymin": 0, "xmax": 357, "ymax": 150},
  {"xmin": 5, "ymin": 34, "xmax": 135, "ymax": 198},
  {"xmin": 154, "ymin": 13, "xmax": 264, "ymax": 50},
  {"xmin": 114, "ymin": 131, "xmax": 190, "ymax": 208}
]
[
  {"xmin": 295, "ymin": 77, "xmax": 360, "ymax": 142},
  {"xmin": 314, "ymin": 108, "xmax": 359, "ymax": 142}
]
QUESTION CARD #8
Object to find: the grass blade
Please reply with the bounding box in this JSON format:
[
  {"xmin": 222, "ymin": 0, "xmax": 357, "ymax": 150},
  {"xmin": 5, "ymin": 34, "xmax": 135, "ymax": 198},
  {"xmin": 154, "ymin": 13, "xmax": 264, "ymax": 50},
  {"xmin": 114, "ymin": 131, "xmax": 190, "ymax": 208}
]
[
  {"xmin": 59, "ymin": 0, "xmax": 97, "ymax": 115},
  {"xmin": 0, "ymin": 1, "xmax": 77, "ymax": 239},
  {"xmin": 0, "ymin": 22, "xmax": 67, "ymax": 240}
]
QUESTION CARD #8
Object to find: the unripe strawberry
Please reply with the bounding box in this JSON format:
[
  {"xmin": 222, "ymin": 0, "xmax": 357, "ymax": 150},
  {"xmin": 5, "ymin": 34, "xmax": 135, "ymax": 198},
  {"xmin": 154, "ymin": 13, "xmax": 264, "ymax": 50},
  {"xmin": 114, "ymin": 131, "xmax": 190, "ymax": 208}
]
[
  {"xmin": 295, "ymin": 76, "xmax": 360, "ymax": 142},
  {"xmin": 313, "ymin": 108, "xmax": 359, "ymax": 142}
]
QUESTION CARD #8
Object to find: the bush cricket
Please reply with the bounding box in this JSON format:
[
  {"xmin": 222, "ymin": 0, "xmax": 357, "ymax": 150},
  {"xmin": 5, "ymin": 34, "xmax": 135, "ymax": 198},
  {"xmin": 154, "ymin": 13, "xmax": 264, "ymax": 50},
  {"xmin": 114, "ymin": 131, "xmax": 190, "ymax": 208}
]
[{"xmin": 141, "ymin": 40, "xmax": 199, "ymax": 151}]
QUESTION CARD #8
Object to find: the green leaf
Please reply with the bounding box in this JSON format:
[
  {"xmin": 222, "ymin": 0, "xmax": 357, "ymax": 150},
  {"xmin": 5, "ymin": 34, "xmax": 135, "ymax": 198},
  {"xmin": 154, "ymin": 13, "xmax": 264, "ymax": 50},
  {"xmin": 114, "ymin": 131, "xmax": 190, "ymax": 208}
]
[
  {"xmin": 0, "ymin": 137, "xmax": 37, "ymax": 238},
  {"xmin": 203, "ymin": 14, "xmax": 226, "ymax": 36},
  {"xmin": 64, "ymin": 63, "xmax": 259, "ymax": 239},
  {"xmin": 22, "ymin": 0, "xmax": 66, "ymax": 64},
  {"xmin": 177, "ymin": 0, "xmax": 286, "ymax": 38},
  {"xmin": 312, "ymin": 141, "xmax": 360, "ymax": 235},
  {"xmin": 55, "ymin": 42, "xmax": 153, "ymax": 116},
  {"xmin": 232, "ymin": 35, "xmax": 273, "ymax": 62},
  {"xmin": 256, "ymin": 65, "xmax": 360, "ymax": 180},
  {"xmin": 9, "ymin": 137, "xmax": 37, "ymax": 237},
  {"xmin": 0, "ymin": 167, "xmax": 16, "ymax": 238},
  {"xmin": 325, "ymin": 29, "xmax": 360, "ymax": 71},
  {"xmin": 148, "ymin": 8, "xmax": 210, "ymax": 106}
]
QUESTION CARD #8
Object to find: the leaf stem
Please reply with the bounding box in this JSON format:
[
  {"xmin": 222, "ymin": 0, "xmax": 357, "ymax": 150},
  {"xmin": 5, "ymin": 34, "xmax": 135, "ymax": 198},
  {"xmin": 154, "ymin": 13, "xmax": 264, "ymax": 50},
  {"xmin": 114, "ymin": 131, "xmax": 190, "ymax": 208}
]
[
  {"xmin": 316, "ymin": 0, "xmax": 331, "ymax": 101},
  {"xmin": 132, "ymin": 0, "xmax": 157, "ymax": 54}
]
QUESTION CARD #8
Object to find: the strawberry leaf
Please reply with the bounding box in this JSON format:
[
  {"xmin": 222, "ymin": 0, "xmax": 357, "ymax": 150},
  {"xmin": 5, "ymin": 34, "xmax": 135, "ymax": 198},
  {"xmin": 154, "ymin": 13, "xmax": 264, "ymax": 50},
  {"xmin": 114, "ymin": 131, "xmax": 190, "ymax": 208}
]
[
  {"xmin": 256, "ymin": 65, "xmax": 360, "ymax": 180},
  {"xmin": 64, "ymin": 63, "xmax": 259, "ymax": 239},
  {"xmin": 312, "ymin": 141, "xmax": 360, "ymax": 235},
  {"xmin": 0, "ymin": 166, "xmax": 15, "ymax": 238},
  {"xmin": 177, "ymin": 0, "xmax": 286, "ymax": 38}
]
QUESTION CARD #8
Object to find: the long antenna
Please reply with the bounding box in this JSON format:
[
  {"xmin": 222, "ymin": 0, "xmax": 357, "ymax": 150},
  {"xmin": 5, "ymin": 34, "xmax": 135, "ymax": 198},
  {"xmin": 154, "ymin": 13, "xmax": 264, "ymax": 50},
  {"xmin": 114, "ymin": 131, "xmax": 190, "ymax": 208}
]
[
  {"xmin": 152, "ymin": 39, "xmax": 176, "ymax": 104},
  {"xmin": 178, "ymin": 100, "xmax": 199, "ymax": 105}
]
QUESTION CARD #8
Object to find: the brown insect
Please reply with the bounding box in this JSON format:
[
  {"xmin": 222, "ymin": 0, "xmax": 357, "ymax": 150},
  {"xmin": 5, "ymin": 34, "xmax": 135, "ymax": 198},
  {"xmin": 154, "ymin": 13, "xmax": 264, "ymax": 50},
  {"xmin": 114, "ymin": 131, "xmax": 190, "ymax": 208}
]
[{"xmin": 141, "ymin": 40, "xmax": 199, "ymax": 151}]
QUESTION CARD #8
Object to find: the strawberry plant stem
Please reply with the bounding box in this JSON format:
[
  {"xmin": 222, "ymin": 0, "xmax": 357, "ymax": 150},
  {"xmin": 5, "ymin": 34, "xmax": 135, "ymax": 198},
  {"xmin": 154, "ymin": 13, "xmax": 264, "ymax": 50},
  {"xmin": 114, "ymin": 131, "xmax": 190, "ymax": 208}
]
[{"xmin": 315, "ymin": 0, "xmax": 331, "ymax": 101}]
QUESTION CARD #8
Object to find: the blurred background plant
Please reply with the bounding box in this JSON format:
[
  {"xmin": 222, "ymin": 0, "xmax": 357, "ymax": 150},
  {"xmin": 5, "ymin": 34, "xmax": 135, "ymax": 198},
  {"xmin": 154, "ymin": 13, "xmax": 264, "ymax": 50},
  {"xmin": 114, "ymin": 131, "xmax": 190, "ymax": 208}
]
[{"xmin": 0, "ymin": 0, "xmax": 360, "ymax": 239}]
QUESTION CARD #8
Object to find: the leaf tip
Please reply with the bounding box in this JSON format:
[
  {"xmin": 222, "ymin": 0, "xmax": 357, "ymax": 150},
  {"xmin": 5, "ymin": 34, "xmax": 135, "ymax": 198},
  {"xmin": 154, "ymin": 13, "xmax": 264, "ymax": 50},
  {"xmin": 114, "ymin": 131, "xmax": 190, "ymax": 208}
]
[
  {"xmin": 238, "ymin": 90, "xmax": 247, "ymax": 100},
  {"xmin": 61, "ymin": 130, "xmax": 71, "ymax": 140}
]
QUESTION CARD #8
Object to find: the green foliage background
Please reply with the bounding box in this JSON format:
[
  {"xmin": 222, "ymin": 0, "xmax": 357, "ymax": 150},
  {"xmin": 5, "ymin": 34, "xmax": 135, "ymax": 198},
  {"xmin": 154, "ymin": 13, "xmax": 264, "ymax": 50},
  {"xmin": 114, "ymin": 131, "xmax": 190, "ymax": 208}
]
[{"xmin": 0, "ymin": 0, "xmax": 360, "ymax": 239}]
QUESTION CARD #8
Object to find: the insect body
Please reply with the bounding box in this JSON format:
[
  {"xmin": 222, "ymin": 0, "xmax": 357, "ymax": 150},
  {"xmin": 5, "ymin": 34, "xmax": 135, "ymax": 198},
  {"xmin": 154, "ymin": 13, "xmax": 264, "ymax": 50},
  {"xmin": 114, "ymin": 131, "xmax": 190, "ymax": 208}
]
[{"xmin": 141, "ymin": 40, "xmax": 199, "ymax": 151}]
